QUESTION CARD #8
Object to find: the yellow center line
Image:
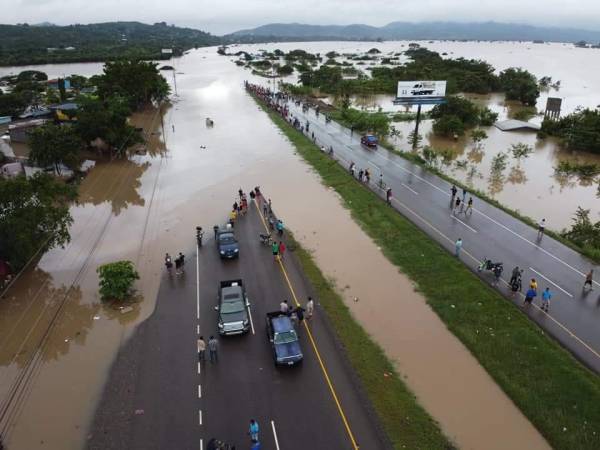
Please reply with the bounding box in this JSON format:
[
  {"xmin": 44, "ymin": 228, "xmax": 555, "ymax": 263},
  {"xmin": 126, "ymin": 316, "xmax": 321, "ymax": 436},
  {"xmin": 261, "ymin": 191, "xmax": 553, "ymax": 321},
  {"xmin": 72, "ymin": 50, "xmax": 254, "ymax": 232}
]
[{"xmin": 256, "ymin": 200, "xmax": 360, "ymax": 450}]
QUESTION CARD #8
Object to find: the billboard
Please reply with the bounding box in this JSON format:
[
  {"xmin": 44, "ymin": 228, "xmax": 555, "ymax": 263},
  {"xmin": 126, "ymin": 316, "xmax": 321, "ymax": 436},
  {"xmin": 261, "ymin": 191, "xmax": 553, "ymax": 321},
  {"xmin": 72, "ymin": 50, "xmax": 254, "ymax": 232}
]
[{"xmin": 396, "ymin": 80, "xmax": 446, "ymax": 99}]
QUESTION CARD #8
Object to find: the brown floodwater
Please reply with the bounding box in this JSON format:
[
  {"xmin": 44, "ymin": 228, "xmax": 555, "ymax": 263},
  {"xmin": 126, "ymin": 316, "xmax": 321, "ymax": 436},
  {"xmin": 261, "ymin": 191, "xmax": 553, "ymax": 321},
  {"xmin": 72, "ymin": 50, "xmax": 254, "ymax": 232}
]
[
  {"xmin": 230, "ymin": 40, "xmax": 600, "ymax": 229},
  {"xmin": 0, "ymin": 44, "xmax": 560, "ymax": 449}
]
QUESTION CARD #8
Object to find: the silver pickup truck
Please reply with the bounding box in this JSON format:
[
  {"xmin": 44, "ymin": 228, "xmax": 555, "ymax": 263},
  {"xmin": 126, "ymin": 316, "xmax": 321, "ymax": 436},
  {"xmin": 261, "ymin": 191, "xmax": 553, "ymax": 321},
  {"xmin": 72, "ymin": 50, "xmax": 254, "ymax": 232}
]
[{"xmin": 215, "ymin": 279, "xmax": 251, "ymax": 335}]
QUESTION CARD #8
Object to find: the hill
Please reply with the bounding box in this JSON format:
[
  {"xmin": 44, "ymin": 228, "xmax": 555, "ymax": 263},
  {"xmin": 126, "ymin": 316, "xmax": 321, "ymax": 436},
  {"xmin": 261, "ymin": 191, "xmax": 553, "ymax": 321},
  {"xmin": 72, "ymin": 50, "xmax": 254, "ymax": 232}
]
[
  {"xmin": 0, "ymin": 21, "xmax": 220, "ymax": 66},
  {"xmin": 228, "ymin": 21, "xmax": 600, "ymax": 43}
]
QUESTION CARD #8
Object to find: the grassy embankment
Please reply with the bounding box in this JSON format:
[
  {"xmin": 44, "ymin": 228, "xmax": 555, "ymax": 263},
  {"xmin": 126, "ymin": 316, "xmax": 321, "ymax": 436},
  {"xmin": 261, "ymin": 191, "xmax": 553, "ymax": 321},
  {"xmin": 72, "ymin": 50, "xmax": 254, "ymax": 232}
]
[
  {"xmin": 252, "ymin": 93, "xmax": 600, "ymax": 450},
  {"xmin": 327, "ymin": 109, "xmax": 600, "ymax": 263}
]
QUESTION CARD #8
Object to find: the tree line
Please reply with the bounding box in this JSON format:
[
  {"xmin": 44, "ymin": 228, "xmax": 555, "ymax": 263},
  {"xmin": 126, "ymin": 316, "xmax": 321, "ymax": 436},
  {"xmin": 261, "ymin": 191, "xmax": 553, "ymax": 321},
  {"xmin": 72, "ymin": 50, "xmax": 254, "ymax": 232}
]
[{"xmin": 0, "ymin": 60, "xmax": 170, "ymax": 274}]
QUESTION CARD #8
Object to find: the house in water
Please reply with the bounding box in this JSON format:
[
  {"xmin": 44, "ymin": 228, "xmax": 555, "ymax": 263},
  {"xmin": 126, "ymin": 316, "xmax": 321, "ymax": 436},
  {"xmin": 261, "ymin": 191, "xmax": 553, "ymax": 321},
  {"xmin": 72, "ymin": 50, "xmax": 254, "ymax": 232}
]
[
  {"xmin": 8, "ymin": 119, "xmax": 48, "ymax": 143},
  {"xmin": 47, "ymin": 78, "xmax": 71, "ymax": 90}
]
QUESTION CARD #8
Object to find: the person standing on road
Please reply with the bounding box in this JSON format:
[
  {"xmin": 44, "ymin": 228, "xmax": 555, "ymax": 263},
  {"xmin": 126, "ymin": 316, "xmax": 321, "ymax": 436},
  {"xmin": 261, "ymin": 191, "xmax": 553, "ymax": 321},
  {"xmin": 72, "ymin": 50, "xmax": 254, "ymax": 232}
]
[
  {"xmin": 278, "ymin": 241, "xmax": 286, "ymax": 259},
  {"xmin": 208, "ymin": 336, "xmax": 218, "ymax": 363},
  {"xmin": 249, "ymin": 419, "xmax": 259, "ymax": 442},
  {"xmin": 451, "ymin": 184, "xmax": 458, "ymax": 200},
  {"xmin": 268, "ymin": 198, "xmax": 273, "ymax": 214},
  {"xmin": 462, "ymin": 188, "xmax": 467, "ymax": 203},
  {"xmin": 280, "ymin": 300, "xmax": 289, "ymax": 314},
  {"xmin": 455, "ymin": 238, "xmax": 463, "ymax": 258},
  {"xmin": 197, "ymin": 336, "xmax": 206, "ymax": 362},
  {"xmin": 238, "ymin": 188, "xmax": 244, "ymax": 200},
  {"xmin": 306, "ymin": 297, "xmax": 315, "ymax": 319},
  {"xmin": 530, "ymin": 278, "xmax": 538, "ymax": 293},
  {"xmin": 271, "ymin": 241, "xmax": 279, "ymax": 260},
  {"xmin": 386, "ymin": 188, "xmax": 392, "ymax": 206},
  {"xmin": 523, "ymin": 288, "xmax": 537, "ymax": 306},
  {"xmin": 174, "ymin": 255, "xmax": 182, "ymax": 275},
  {"xmin": 541, "ymin": 287, "xmax": 552, "ymax": 311},
  {"xmin": 358, "ymin": 169, "xmax": 364, "ymax": 182},
  {"xmin": 584, "ymin": 269, "xmax": 594, "ymax": 291},
  {"xmin": 453, "ymin": 197, "xmax": 461, "ymax": 214},
  {"xmin": 537, "ymin": 218, "xmax": 546, "ymax": 238},
  {"xmin": 165, "ymin": 253, "xmax": 173, "ymax": 274},
  {"xmin": 465, "ymin": 197, "xmax": 474, "ymax": 215},
  {"xmin": 263, "ymin": 201, "xmax": 268, "ymax": 217},
  {"xmin": 213, "ymin": 225, "xmax": 219, "ymax": 240},
  {"xmin": 294, "ymin": 306, "xmax": 305, "ymax": 326},
  {"xmin": 276, "ymin": 219, "xmax": 284, "ymax": 237},
  {"xmin": 365, "ymin": 168, "xmax": 371, "ymax": 184},
  {"xmin": 178, "ymin": 252, "xmax": 185, "ymax": 273}
]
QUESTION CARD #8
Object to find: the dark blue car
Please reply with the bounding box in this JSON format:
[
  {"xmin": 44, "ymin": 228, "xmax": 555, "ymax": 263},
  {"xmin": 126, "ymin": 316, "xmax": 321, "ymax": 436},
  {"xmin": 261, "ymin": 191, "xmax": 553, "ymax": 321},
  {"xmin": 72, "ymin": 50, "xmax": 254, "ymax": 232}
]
[
  {"xmin": 266, "ymin": 311, "xmax": 303, "ymax": 366},
  {"xmin": 217, "ymin": 230, "xmax": 239, "ymax": 259}
]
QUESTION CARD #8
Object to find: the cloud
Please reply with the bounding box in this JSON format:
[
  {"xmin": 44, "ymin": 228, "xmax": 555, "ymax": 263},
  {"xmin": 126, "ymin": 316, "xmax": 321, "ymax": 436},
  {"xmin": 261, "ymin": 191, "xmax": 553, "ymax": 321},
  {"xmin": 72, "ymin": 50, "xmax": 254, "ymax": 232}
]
[{"xmin": 4, "ymin": 0, "xmax": 600, "ymax": 34}]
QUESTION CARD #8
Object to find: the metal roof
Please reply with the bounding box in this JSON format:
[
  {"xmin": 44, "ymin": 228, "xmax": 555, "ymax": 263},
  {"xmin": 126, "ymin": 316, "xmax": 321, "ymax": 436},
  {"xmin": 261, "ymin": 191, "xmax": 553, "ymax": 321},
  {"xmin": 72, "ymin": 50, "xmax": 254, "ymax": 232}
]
[{"xmin": 494, "ymin": 119, "xmax": 541, "ymax": 132}]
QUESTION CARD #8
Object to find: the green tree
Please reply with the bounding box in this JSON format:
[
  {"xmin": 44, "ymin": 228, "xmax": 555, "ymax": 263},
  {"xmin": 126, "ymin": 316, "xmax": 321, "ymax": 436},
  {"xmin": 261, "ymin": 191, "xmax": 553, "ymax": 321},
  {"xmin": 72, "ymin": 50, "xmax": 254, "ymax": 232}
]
[
  {"xmin": 97, "ymin": 60, "xmax": 171, "ymax": 109},
  {"xmin": 0, "ymin": 92, "xmax": 27, "ymax": 118},
  {"xmin": 542, "ymin": 108, "xmax": 600, "ymax": 154},
  {"xmin": 28, "ymin": 123, "xmax": 82, "ymax": 174},
  {"xmin": 499, "ymin": 68, "xmax": 540, "ymax": 106},
  {"xmin": 76, "ymin": 96, "xmax": 143, "ymax": 158},
  {"xmin": 0, "ymin": 173, "xmax": 76, "ymax": 270},
  {"xmin": 562, "ymin": 207, "xmax": 600, "ymax": 257},
  {"xmin": 432, "ymin": 115, "xmax": 465, "ymax": 137},
  {"xmin": 97, "ymin": 260, "xmax": 140, "ymax": 301},
  {"xmin": 276, "ymin": 64, "xmax": 294, "ymax": 76}
]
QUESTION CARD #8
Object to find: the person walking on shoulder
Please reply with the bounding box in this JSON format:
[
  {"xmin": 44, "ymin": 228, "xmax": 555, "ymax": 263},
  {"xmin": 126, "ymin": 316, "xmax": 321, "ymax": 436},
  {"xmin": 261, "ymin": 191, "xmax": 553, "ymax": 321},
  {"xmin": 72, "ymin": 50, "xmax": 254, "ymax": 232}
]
[
  {"xmin": 306, "ymin": 297, "xmax": 314, "ymax": 319},
  {"xmin": 537, "ymin": 218, "xmax": 546, "ymax": 238},
  {"xmin": 208, "ymin": 336, "xmax": 218, "ymax": 363},
  {"xmin": 276, "ymin": 219, "xmax": 284, "ymax": 237},
  {"xmin": 453, "ymin": 197, "xmax": 461, "ymax": 214},
  {"xmin": 249, "ymin": 419, "xmax": 260, "ymax": 442},
  {"xmin": 386, "ymin": 188, "xmax": 392, "ymax": 206},
  {"xmin": 271, "ymin": 241, "xmax": 279, "ymax": 261},
  {"xmin": 455, "ymin": 238, "xmax": 463, "ymax": 258},
  {"xmin": 197, "ymin": 336, "xmax": 206, "ymax": 362},
  {"xmin": 451, "ymin": 184, "xmax": 457, "ymax": 200},
  {"xmin": 584, "ymin": 269, "xmax": 594, "ymax": 291},
  {"xmin": 278, "ymin": 241, "xmax": 286, "ymax": 259},
  {"xmin": 462, "ymin": 188, "xmax": 467, "ymax": 203},
  {"xmin": 523, "ymin": 288, "xmax": 536, "ymax": 306},
  {"xmin": 465, "ymin": 196, "xmax": 473, "ymax": 214},
  {"xmin": 541, "ymin": 287, "xmax": 552, "ymax": 311}
]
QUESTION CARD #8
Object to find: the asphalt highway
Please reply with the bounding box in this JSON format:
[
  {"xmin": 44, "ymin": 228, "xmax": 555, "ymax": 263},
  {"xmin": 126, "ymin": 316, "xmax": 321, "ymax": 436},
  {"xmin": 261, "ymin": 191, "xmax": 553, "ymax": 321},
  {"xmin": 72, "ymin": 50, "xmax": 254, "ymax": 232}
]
[
  {"xmin": 89, "ymin": 201, "xmax": 389, "ymax": 450},
  {"xmin": 286, "ymin": 100, "xmax": 600, "ymax": 374}
]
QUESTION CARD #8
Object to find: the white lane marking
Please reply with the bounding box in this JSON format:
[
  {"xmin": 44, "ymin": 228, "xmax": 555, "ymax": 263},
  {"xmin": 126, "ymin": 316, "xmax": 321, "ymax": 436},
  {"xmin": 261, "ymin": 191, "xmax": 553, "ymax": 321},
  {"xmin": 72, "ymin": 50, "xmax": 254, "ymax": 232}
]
[
  {"xmin": 199, "ymin": 410, "xmax": 203, "ymax": 425},
  {"xmin": 450, "ymin": 214, "xmax": 478, "ymax": 233},
  {"xmin": 196, "ymin": 243, "xmax": 200, "ymax": 320},
  {"xmin": 271, "ymin": 420, "xmax": 281, "ymax": 450},
  {"xmin": 197, "ymin": 324, "xmax": 200, "ymax": 335},
  {"xmin": 248, "ymin": 305, "xmax": 256, "ymax": 335},
  {"xmin": 292, "ymin": 104, "xmax": 600, "ymax": 360},
  {"xmin": 200, "ymin": 439, "xmax": 203, "ymax": 450},
  {"xmin": 373, "ymin": 152, "xmax": 600, "ymax": 287},
  {"xmin": 197, "ymin": 362, "xmax": 201, "ymax": 375},
  {"xmin": 401, "ymin": 183, "xmax": 419, "ymax": 195},
  {"xmin": 198, "ymin": 384, "xmax": 202, "ymax": 398},
  {"xmin": 529, "ymin": 267, "xmax": 574, "ymax": 298}
]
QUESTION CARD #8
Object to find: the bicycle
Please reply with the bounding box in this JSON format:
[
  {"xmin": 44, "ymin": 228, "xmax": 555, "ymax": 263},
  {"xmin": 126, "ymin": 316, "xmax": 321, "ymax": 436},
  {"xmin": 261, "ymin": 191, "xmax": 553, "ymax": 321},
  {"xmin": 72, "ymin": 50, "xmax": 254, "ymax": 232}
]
[{"xmin": 377, "ymin": 177, "xmax": 387, "ymax": 190}]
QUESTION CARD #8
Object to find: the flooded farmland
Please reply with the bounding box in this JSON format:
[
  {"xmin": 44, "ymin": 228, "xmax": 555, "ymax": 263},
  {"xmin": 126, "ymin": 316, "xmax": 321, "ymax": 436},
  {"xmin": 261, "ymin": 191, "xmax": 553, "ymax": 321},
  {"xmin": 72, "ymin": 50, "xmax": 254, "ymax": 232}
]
[{"xmin": 0, "ymin": 40, "xmax": 592, "ymax": 449}]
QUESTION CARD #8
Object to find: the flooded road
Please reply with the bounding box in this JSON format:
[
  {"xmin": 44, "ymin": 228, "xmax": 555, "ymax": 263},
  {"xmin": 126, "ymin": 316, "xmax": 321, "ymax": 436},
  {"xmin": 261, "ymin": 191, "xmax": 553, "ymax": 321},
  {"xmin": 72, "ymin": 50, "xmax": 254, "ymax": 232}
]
[
  {"xmin": 230, "ymin": 40, "xmax": 600, "ymax": 229},
  {"xmin": 0, "ymin": 45, "xmax": 554, "ymax": 449}
]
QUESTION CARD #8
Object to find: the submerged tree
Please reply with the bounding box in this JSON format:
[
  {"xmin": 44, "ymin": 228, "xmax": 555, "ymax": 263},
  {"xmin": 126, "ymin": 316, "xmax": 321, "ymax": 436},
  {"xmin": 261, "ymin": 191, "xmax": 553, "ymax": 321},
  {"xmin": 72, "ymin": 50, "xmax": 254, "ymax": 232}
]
[
  {"xmin": 510, "ymin": 143, "xmax": 534, "ymax": 162},
  {"xmin": 97, "ymin": 260, "xmax": 140, "ymax": 301},
  {"xmin": 28, "ymin": 123, "xmax": 82, "ymax": 174}
]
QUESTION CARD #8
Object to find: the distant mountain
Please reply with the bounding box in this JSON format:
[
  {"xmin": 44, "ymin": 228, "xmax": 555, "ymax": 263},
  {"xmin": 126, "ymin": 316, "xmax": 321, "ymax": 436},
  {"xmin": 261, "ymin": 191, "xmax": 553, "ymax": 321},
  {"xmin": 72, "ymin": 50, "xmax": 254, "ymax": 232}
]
[
  {"xmin": 0, "ymin": 21, "xmax": 220, "ymax": 66},
  {"xmin": 227, "ymin": 21, "xmax": 600, "ymax": 43}
]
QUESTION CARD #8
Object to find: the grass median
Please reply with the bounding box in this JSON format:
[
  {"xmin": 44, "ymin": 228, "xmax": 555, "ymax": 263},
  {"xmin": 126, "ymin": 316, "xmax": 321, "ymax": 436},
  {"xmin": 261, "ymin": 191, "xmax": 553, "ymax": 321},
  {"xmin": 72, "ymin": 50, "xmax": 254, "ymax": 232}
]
[{"xmin": 252, "ymin": 93, "xmax": 600, "ymax": 450}]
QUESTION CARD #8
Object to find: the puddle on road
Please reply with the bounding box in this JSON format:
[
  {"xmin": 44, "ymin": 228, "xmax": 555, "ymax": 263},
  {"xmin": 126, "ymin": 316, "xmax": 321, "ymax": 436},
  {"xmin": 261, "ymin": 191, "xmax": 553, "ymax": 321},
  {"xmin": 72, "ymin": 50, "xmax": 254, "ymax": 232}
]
[{"xmin": 1, "ymin": 48, "xmax": 549, "ymax": 449}]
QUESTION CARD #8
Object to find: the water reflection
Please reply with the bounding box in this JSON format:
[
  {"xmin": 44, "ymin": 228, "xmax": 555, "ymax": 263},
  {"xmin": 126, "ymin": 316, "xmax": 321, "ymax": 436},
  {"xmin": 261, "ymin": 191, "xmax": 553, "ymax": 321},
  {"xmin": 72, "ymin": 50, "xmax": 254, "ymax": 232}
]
[{"xmin": 76, "ymin": 159, "xmax": 149, "ymax": 215}]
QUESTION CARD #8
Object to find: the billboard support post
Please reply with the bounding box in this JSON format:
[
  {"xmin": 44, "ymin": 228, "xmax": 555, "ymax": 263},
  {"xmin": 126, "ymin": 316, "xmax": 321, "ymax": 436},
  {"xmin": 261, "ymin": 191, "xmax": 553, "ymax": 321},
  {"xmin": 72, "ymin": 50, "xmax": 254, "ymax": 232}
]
[{"xmin": 394, "ymin": 80, "xmax": 447, "ymax": 150}]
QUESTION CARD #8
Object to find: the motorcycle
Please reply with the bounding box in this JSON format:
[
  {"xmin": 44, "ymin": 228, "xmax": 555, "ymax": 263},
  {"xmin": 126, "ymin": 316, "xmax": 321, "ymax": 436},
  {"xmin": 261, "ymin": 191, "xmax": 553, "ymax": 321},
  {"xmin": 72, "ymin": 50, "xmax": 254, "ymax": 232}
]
[
  {"xmin": 259, "ymin": 233, "xmax": 273, "ymax": 245},
  {"xmin": 478, "ymin": 258, "xmax": 503, "ymax": 273}
]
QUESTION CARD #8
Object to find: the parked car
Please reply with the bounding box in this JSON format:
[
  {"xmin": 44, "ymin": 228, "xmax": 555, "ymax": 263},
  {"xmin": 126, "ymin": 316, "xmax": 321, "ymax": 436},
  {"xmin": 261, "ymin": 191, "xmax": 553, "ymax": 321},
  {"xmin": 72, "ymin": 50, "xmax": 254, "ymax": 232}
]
[
  {"xmin": 266, "ymin": 311, "xmax": 303, "ymax": 366},
  {"xmin": 216, "ymin": 280, "xmax": 251, "ymax": 335},
  {"xmin": 217, "ymin": 229, "xmax": 239, "ymax": 259},
  {"xmin": 360, "ymin": 134, "xmax": 378, "ymax": 148}
]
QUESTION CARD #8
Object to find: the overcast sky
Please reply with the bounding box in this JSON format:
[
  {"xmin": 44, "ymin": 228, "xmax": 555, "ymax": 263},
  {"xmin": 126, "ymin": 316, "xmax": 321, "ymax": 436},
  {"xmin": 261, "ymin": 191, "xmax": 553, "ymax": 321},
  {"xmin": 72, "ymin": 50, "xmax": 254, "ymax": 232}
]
[{"xmin": 6, "ymin": 0, "xmax": 600, "ymax": 35}]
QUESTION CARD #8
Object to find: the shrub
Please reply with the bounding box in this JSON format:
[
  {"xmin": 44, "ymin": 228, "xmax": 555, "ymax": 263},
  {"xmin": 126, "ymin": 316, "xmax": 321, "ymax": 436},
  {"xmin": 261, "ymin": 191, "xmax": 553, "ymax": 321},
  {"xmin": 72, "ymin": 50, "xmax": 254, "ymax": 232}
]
[{"xmin": 97, "ymin": 260, "xmax": 139, "ymax": 301}]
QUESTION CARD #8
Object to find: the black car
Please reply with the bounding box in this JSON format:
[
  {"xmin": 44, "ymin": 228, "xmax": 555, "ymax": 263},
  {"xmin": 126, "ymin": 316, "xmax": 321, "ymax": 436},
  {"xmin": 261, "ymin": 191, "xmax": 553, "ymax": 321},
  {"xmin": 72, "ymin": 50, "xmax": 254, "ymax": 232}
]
[
  {"xmin": 217, "ymin": 229, "xmax": 239, "ymax": 259},
  {"xmin": 266, "ymin": 311, "xmax": 303, "ymax": 366}
]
